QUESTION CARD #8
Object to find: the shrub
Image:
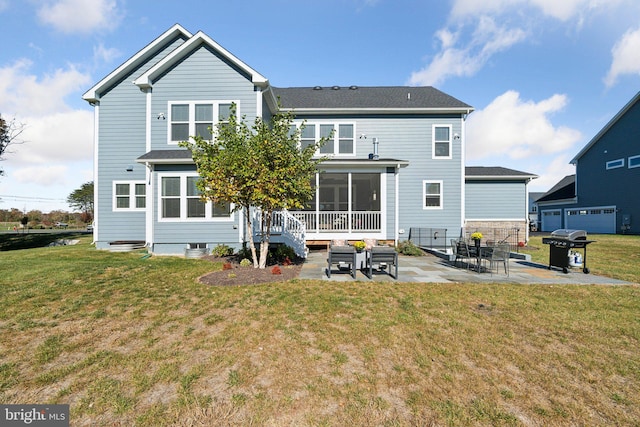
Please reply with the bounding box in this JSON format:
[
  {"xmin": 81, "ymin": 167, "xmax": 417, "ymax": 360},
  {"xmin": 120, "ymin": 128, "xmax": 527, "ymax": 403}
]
[
  {"xmin": 212, "ymin": 244, "xmax": 233, "ymax": 257},
  {"xmin": 239, "ymin": 258, "xmax": 252, "ymax": 267},
  {"xmin": 222, "ymin": 262, "xmax": 233, "ymax": 271},
  {"xmin": 272, "ymin": 245, "xmax": 297, "ymax": 264},
  {"xmin": 396, "ymin": 240, "xmax": 424, "ymax": 256},
  {"xmin": 271, "ymin": 265, "xmax": 282, "ymax": 275}
]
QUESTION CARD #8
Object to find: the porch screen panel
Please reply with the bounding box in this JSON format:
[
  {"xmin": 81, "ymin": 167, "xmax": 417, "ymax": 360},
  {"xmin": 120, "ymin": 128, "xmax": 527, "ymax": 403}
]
[
  {"xmin": 319, "ymin": 174, "xmax": 348, "ymax": 211},
  {"xmin": 352, "ymin": 173, "xmax": 381, "ymax": 231}
]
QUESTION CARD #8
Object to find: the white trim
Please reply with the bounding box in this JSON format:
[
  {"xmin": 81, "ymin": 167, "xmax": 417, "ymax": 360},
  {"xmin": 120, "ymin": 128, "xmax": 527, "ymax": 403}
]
[
  {"xmin": 295, "ymin": 121, "xmax": 357, "ymax": 157},
  {"xmin": 606, "ymin": 158, "xmax": 624, "ymax": 170},
  {"xmin": 146, "ymin": 164, "xmax": 153, "ymax": 248},
  {"xmin": 145, "ymin": 89, "xmax": 152, "ymax": 152},
  {"xmin": 93, "ymin": 104, "xmax": 99, "ymax": 242},
  {"xmin": 628, "ymin": 154, "xmax": 640, "ymax": 169},
  {"xmin": 134, "ymin": 31, "xmax": 268, "ymax": 90},
  {"xmin": 432, "ymin": 124, "xmax": 452, "ymax": 159},
  {"xmin": 167, "ymin": 100, "xmax": 239, "ymax": 145},
  {"xmin": 157, "ymin": 172, "xmax": 234, "ymax": 222},
  {"xmin": 83, "ymin": 24, "xmax": 192, "ymax": 102},
  {"xmin": 112, "ymin": 181, "xmax": 146, "ymax": 212},
  {"xmin": 423, "ymin": 179, "xmax": 444, "ymax": 210}
]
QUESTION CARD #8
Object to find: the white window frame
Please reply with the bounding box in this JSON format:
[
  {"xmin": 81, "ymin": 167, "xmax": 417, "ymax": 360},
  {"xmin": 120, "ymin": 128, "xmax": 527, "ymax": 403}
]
[
  {"xmin": 157, "ymin": 173, "xmax": 234, "ymax": 222},
  {"xmin": 423, "ymin": 180, "xmax": 444, "ymax": 210},
  {"xmin": 606, "ymin": 158, "xmax": 624, "ymax": 170},
  {"xmin": 294, "ymin": 121, "xmax": 356, "ymax": 156},
  {"xmin": 167, "ymin": 100, "xmax": 238, "ymax": 145},
  {"xmin": 112, "ymin": 181, "xmax": 146, "ymax": 212},
  {"xmin": 432, "ymin": 124, "xmax": 452, "ymax": 159},
  {"xmin": 628, "ymin": 155, "xmax": 640, "ymax": 169}
]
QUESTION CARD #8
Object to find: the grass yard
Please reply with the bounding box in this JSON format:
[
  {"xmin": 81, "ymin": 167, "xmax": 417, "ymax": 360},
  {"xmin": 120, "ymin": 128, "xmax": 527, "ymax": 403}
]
[{"xmin": 0, "ymin": 234, "xmax": 639, "ymax": 426}]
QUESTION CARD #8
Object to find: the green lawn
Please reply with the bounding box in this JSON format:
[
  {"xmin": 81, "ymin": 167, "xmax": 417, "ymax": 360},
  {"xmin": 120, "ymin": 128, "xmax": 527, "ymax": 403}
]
[{"xmin": 0, "ymin": 234, "xmax": 638, "ymax": 426}]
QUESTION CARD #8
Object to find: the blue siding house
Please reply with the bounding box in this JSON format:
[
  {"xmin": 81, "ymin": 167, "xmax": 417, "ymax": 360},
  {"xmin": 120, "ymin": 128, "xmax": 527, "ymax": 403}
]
[
  {"xmin": 537, "ymin": 91, "xmax": 640, "ymax": 234},
  {"xmin": 83, "ymin": 24, "xmax": 534, "ymax": 256}
]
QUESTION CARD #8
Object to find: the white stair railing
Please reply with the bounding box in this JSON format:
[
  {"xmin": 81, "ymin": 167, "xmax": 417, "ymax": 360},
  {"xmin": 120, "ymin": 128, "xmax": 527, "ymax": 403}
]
[{"xmin": 252, "ymin": 209, "xmax": 307, "ymax": 258}]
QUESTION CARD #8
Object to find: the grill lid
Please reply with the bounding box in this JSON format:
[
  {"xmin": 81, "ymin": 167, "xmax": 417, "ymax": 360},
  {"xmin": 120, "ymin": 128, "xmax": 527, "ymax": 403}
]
[{"xmin": 550, "ymin": 229, "xmax": 587, "ymax": 240}]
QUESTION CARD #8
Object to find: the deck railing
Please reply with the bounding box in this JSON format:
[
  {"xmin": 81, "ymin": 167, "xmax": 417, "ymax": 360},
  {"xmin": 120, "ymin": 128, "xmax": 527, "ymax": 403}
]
[{"xmin": 290, "ymin": 211, "xmax": 382, "ymax": 233}]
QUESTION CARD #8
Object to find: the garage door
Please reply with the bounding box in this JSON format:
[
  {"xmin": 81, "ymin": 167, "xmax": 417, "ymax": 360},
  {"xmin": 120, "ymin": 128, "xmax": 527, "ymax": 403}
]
[
  {"xmin": 565, "ymin": 207, "xmax": 616, "ymax": 234},
  {"xmin": 541, "ymin": 210, "xmax": 562, "ymax": 231}
]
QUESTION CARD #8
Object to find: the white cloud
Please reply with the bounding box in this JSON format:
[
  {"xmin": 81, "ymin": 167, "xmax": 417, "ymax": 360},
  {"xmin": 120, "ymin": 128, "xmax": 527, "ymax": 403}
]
[
  {"xmin": 36, "ymin": 0, "xmax": 121, "ymax": 34},
  {"xmin": 466, "ymin": 91, "xmax": 582, "ymax": 161},
  {"xmin": 13, "ymin": 165, "xmax": 70, "ymax": 186},
  {"xmin": 0, "ymin": 59, "xmax": 91, "ymax": 117},
  {"xmin": 93, "ymin": 43, "xmax": 121, "ymax": 65},
  {"xmin": 13, "ymin": 111, "xmax": 94, "ymax": 166},
  {"xmin": 408, "ymin": 17, "xmax": 527, "ymax": 86},
  {"xmin": 604, "ymin": 26, "xmax": 640, "ymax": 87},
  {"xmin": 451, "ymin": 0, "xmax": 620, "ymax": 22}
]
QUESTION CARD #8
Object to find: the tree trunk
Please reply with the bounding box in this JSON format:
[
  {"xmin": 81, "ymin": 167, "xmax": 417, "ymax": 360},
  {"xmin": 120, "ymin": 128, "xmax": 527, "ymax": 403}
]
[
  {"xmin": 258, "ymin": 210, "xmax": 272, "ymax": 269},
  {"xmin": 244, "ymin": 206, "xmax": 259, "ymax": 268}
]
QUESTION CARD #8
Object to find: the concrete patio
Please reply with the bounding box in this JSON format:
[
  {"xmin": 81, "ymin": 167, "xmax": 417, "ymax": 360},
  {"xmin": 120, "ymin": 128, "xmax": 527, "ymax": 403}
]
[{"xmin": 299, "ymin": 249, "xmax": 630, "ymax": 285}]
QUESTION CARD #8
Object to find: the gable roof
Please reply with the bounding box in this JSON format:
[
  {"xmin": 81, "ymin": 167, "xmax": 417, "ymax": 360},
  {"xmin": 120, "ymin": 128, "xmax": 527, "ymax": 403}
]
[
  {"xmin": 570, "ymin": 91, "xmax": 640, "ymax": 164},
  {"xmin": 465, "ymin": 166, "xmax": 538, "ymax": 181},
  {"xmin": 269, "ymin": 86, "xmax": 473, "ymax": 114},
  {"xmin": 83, "ymin": 24, "xmax": 192, "ymax": 103},
  {"xmin": 133, "ymin": 30, "xmax": 268, "ymax": 90},
  {"xmin": 536, "ymin": 174, "xmax": 576, "ymax": 203}
]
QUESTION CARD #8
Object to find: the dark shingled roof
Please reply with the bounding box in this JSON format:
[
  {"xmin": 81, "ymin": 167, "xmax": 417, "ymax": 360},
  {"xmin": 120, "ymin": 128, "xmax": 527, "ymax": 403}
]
[
  {"xmin": 537, "ymin": 175, "xmax": 576, "ymax": 202},
  {"xmin": 137, "ymin": 149, "xmax": 193, "ymax": 162},
  {"xmin": 271, "ymin": 86, "xmax": 472, "ymax": 111},
  {"xmin": 465, "ymin": 166, "xmax": 538, "ymax": 179}
]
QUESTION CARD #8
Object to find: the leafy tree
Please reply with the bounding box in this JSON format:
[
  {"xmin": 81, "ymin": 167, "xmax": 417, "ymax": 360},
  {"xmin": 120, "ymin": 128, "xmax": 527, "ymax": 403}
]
[
  {"xmin": 181, "ymin": 104, "xmax": 326, "ymax": 268},
  {"xmin": 67, "ymin": 181, "xmax": 94, "ymax": 222},
  {"xmin": 0, "ymin": 114, "xmax": 26, "ymax": 177}
]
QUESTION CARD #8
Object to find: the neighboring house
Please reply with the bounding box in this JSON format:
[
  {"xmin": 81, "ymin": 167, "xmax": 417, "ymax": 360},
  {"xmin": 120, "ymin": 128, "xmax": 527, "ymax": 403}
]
[
  {"xmin": 465, "ymin": 167, "xmax": 538, "ymax": 243},
  {"xmin": 537, "ymin": 91, "xmax": 640, "ymax": 234},
  {"xmin": 528, "ymin": 191, "xmax": 545, "ymax": 231},
  {"xmin": 83, "ymin": 24, "xmax": 532, "ymax": 256},
  {"xmin": 536, "ymin": 175, "xmax": 576, "ymax": 231}
]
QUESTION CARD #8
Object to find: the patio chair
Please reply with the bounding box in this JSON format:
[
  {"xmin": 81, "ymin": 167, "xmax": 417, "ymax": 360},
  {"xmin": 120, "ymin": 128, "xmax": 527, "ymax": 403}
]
[
  {"xmin": 326, "ymin": 243, "xmax": 357, "ymax": 279},
  {"xmin": 486, "ymin": 243, "xmax": 510, "ymax": 276},
  {"xmin": 453, "ymin": 239, "xmax": 473, "ymax": 270},
  {"xmin": 365, "ymin": 246, "xmax": 398, "ymax": 279}
]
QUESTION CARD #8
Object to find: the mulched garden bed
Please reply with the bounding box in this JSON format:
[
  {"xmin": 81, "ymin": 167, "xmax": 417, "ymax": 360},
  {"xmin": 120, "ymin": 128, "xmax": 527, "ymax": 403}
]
[{"xmin": 198, "ymin": 255, "xmax": 303, "ymax": 286}]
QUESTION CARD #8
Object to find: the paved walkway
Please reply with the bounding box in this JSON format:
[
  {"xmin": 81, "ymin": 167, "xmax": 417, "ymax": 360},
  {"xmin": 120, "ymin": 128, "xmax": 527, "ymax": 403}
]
[{"xmin": 299, "ymin": 249, "xmax": 630, "ymax": 285}]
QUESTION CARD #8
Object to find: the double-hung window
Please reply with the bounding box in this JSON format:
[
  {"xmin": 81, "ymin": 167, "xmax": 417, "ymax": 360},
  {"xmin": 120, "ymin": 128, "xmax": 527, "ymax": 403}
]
[
  {"xmin": 432, "ymin": 125, "xmax": 452, "ymax": 159},
  {"xmin": 423, "ymin": 180, "xmax": 443, "ymax": 209},
  {"xmin": 113, "ymin": 181, "xmax": 146, "ymax": 211},
  {"xmin": 159, "ymin": 174, "xmax": 233, "ymax": 221},
  {"xmin": 169, "ymin": 101, "xmax": 236, "ymax": 144},
  {"xmin": 296, "ymin": 122, "xmax": 355, "ymax": 156}
]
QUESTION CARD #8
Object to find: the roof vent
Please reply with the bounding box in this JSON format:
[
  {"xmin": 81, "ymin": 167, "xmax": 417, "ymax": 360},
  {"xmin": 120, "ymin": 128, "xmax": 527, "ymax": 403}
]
[
  {"xmin": 349, "ymin": 85, "xmax": 358, "ymax": 90},
  {"xmin": 331, "ymin": 86, "xmax": 340, "ymax": 90},
  {"xmin": 313, "ymin": 86, "xmax": 322, "ymax": 90}
]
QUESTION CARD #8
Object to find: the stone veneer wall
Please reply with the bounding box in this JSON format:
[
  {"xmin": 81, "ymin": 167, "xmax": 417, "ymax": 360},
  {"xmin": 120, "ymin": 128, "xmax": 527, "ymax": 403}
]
[{"xmin": 463, "ymin": 220, "xmax": 529, "ymax": 247}]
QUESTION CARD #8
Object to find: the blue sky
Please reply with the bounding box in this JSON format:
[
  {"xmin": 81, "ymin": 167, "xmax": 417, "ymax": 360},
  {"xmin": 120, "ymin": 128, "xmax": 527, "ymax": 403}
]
[{"xmin": 1, "ymin": 0, "xmax": 640, "ymax": 213}]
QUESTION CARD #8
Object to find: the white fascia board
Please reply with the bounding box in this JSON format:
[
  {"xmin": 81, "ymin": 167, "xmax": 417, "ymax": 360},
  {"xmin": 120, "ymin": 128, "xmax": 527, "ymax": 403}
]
[
  {"xmin": 467, "ymin": 175, "xmax": 539, "ymax": 181},
  {"xmin": 278, "ymin": 107, "xmax": 474, "ymax": 115},
  {"xmin": 570, "ymin": 91, "xmax": 640, "ymax": 164},
  {"xmin": 134, "ymin": 31, "xmax": 269, "ymax": 90},
  {"xmin": 82, "ymin": 24, "xmax": 192, "ymax": 103}
]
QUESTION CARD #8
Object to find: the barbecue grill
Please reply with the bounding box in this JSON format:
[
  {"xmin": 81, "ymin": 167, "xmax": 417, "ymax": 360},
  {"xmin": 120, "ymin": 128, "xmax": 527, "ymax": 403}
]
[{"xmin": 542, "ymin": 229, "xmax": 595, "ymax": 274}]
